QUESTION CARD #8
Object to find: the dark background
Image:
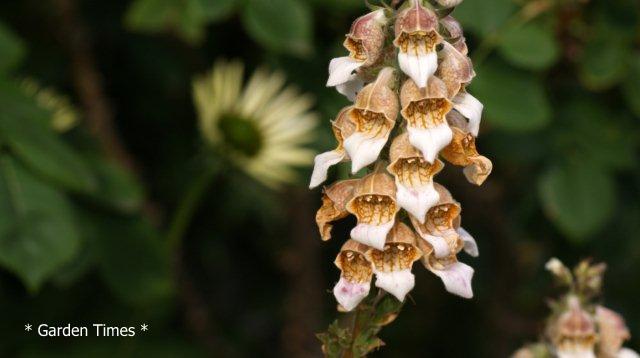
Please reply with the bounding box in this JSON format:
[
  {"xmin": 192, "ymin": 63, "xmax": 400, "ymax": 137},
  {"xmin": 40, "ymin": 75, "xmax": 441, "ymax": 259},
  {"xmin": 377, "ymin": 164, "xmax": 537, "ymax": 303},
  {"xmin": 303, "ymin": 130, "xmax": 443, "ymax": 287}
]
[{"xmin": 0, "ymin": 0, "xmax": 638, "ymax": 356}]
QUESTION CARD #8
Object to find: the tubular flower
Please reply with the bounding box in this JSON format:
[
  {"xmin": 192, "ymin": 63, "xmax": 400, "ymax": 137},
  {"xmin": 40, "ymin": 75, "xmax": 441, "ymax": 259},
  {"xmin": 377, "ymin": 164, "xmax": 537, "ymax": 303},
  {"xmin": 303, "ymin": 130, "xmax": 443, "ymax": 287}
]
[
  {"xmin": 315, "ymin": 179, "xmax": 358, "ymax": 241},
  {"xmin": 596, "ymin": 306, "xmax": 637, "ymax": 358},
  {"xmin": 365, "ymin": 222, "xmax": 422, "ymax": 301},
  {"xmin": 514, "ymin": 259, "xmax": 639, "ymax": 358},
  {"xmin": 309, "ymin": 107, "xmax": 355, "ymax": 188},
  {"xmin": 346, "ymin": 172, "xmax": 398, "ymax": 250},
  {"xmin": 400, "ymin": 77, "xmax": 453, "ymax": 163},
  {"xmin": 193, "ymin": 60, "xmax": 318, "ymax": 188},
  {"xmin": 551, "ymin": 297, "xmax": 597, "ymax": 358},
  {"xmin": 327, "ymin": 9, "xmax": 387, "ymax": 98},
  {"xmin": 313, "ymin": 0, "xmax": 488, "ymax": 330},
  {"xmin": 344, "ymin": 68, "xmax": 399, "ymax": 172},
  {"xmin": 442, "ymin": 111, "xmax": 493, "ymax": 185},
  {"xmin": 394, "ymin": 0, "xmax": 442, "ymax": 88},
  {"xmin": 387, "ymin": 132, "xmax": 443, "ymax": 223},
  {"xmin": 333, "ymin": 240, "xmax": 374, "ymax": 311}
]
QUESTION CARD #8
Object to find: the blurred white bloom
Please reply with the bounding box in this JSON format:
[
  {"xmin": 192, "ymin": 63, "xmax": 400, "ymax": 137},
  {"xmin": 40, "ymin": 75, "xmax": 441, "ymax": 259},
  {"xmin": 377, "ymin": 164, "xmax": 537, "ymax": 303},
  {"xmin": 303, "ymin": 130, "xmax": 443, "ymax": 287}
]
[{"xmin": 193, "ymin": 60, "xmax": 318, "ymax": 188}]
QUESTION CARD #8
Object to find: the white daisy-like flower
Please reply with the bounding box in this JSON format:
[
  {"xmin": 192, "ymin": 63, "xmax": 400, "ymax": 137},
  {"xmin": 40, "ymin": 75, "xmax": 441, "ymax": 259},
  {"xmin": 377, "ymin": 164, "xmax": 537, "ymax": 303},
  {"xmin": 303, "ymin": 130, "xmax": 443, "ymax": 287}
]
[{"xmin": 193, "ymin": 60, "xmax": 318, "ymax": 188}]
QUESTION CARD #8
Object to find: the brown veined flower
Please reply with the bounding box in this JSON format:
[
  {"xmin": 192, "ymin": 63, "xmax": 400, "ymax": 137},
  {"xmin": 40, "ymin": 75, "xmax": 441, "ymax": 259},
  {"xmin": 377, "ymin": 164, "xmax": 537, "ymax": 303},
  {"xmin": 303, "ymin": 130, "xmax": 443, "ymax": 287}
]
[{"xmin": 193, "ymin": 60, "xmax": 319, "ymax": 188}]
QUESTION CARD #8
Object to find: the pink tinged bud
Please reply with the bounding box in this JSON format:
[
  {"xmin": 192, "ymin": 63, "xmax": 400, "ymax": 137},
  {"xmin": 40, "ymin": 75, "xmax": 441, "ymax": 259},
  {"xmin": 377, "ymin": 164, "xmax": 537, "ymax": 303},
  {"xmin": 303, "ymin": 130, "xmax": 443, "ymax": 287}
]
[
  {"xmin": 333, "ymin": 240, "xmax": 373, "ymax": 311},
  {"xmin": 387, "ymin": 132, "xmax": 443, "ymax": 221},
  {"xmin": 400, "ymin": 78, "xmax": 453, "ymax": 164},
  {"xmin": 596, "ymin": 306, "xmax": 631, "ymax": 357},
  {"xmin": 394, "ymin": 0, "xmax": 442, "ymax": 88},
  {"xmin": 346, "ymin": 173, "xmax": 398, "ymax": 250},
  {"xmin": 553, "ymin": 297, "xmax": 597, "ymax": 357},
  {"xmin": 310, "ymin": 107, "xmax": 355, "ymax": 188},
  {"xmin": 315, "ymin": 179, "xmax": 359, "ymax": 241},
  {"xmin": 365, "ymin": 223, "xmax": 422, "ymax": 301},
  {"xmin": 344, "ymin": 68, "xmax": 399, "ymax": 172}
]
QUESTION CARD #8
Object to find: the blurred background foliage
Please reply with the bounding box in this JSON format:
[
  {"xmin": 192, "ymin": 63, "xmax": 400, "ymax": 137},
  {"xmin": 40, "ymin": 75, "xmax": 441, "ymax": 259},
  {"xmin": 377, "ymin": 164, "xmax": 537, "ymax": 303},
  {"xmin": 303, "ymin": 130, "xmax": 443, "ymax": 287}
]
[{"xmin": 0, "ymin": 0, "xmax": 638, "ymax": 356}]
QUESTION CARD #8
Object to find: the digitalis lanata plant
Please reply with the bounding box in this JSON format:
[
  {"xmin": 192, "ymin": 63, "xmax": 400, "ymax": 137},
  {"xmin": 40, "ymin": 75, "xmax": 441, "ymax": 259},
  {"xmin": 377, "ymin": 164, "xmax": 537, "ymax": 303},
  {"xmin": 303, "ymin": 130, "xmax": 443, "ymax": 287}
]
[
  {"xmin": 513, "ymin": 259, "xmax": 639, "ymax": 358},
  {"xmin": 311, "ymin": 0, "xmax": 491, "ymax": 355}
]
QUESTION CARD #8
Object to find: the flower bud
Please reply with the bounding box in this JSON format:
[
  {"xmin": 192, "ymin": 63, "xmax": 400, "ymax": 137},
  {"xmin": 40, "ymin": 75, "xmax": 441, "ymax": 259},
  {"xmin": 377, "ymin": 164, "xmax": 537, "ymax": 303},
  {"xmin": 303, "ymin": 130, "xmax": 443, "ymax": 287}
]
[
  {"xmin": 400, "ymin": 77, "xmax": 453, "ymax": 163},
  {"xmin": 394, "ymin": 0, "xmax": 442, "ymax": 88},
  {"xmin": 387, "ymin": 132, "xmax": 443, "ymax": 222},
  {"xmin": 315, "ymin": 179, "xmax": 359, "ymax": 241},
  {"xmin": 333, "ymin": 240, "xmax": 374, "ymax": 311},
  {"xmin": 365, "ymin": 222, "xmax": 422, "ymax": 301},
  {"xmin": 346, "ymin": 172, "xmax": 398, "ymax": 250},
  {"xmin": 435, "ymin": 0, "xmax": 464, "ymax": 8},
  {"xmin": 310, "ymin": 107, "xmax": 356, "ymax": 188},
  {"xmin": 344, "ymin": 68, "xmax": 399, "ymax": 172}
]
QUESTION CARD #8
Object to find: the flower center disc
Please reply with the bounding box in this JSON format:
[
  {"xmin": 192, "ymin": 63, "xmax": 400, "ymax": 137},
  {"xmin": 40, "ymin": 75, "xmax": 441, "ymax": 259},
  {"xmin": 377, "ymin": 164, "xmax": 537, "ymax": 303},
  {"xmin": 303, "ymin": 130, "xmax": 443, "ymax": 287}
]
[{"xmin": 218, "ymin": 115, "xmax": 262, "ymax": 157}]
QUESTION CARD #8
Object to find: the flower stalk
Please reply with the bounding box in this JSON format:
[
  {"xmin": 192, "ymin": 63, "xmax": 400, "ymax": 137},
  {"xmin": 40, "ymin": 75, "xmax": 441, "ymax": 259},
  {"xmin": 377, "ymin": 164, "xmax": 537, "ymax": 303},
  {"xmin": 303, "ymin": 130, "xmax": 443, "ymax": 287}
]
[{"xmin": 312, "ymin": 0, "xmax": 492, "ymax": 355}]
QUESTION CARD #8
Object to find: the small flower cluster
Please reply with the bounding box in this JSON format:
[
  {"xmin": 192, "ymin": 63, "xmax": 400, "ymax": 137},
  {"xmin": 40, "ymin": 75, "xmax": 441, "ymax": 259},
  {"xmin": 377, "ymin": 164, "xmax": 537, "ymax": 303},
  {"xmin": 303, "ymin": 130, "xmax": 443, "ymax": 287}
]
[
  {"xmin": 309, "ymin": 0, "xmax": 491, "ymax": 311},
  {"xmin": 513, "ymin": 259, "xmax": 639, "ymax": 358}
]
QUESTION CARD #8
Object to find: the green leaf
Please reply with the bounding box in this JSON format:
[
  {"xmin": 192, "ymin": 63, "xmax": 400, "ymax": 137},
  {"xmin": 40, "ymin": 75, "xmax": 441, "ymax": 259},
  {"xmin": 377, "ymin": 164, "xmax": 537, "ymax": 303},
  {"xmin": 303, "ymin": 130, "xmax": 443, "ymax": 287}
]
[
  {"xmin": 87, "ymin": 155, "xmax": 144, "ymax": 213},
  {"xmin": 622, "ymin": 55, "xmax": 640, "ymax": 118},
  {"xmin": 242, "ymin": 0, "xmax": 313, "ymax": 56},
  {"xmin": 453, "ymin": 0, "xmax": 515, "ymax": 36},
  {"xmin": 0, "ymin": 155, "xmax": 80, "ymax": 291},
  {"xmin": 538, "ymin": 163, "xmax": 616, "ymax": 241},
  {"xmin": 498, "ymin": 23, "xmax": 559, "ymax": 70},
  {"xmin": 124, "ymin": 0, "xmax": 177, "ymax": 33},
  {"xmin": 0, "ymin": 21, "xmax": 26, "ymax": 73},
  {"xmin": 579, "ymin": 37, "xmax": 630, "ymax": 91},
  {"xmin": 470, "ymin": 58, "xmax": 551, "ymax": 131},
  {"xmin": 193, "ymin": 0, "xmax": 236, "ymax": 22},
  {"xmin": 90, "ymin": 215, "xmax": 173, "ymax": 305},
  {"xmin": 0, "ymin": 81, "xmax": 97, "ymax": 193}
]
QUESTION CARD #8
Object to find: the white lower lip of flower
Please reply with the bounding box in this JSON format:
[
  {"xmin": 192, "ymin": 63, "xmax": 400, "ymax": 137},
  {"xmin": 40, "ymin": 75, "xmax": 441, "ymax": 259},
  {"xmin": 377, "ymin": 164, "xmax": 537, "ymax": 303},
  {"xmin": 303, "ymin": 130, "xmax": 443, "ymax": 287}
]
[
  {"xmin": 457, "ymin": 227, "xmax": 479, "ymax": 257},
  {"xmin": 336, "ymin": 74, "xmax": 364, "ymax": 102},
  {"xmin": 309, "ymin": 149, "xmax": 346, "ymax": 189},
  {"xmin": 333, "ymin": 276, "xmax": 370, "ymax": 312},
  {"xmin": 618, "ymin": 348, "xmax": 640, "ymax": 358},
  {"xmin": 420, "ymin": 234, "xmax": 454, "ymax": 258},
  {"xmin": 344, "ymin": 132, "xmax": 388, "ymax": 173},
  {"xmin": 374, "ymin": 268, "xmax": 415, "ymax": 301},
  {"xmin": 327, "ymin": 56, "xmax": 365, "ymax": 87},
  {"xmin": 407, "ymin": 122, "xmax": 453, "ymax": 164},
  {"xmin": 430, "ymin": 261, "xmax": 474, "ymax": 298},
  {"xmin": 452, "ymin": 92, "xmax": 483, "ymax": 137},
  {"xmin": 395, "ymin": 181, "xmax": 439, "ymax": 223},
  {"xmin": 398, "ymin": 50, "xmax": 437, "ymax": 89},
  {"xmin": 556, "ymin": 348, "xmax": 596, "ymax": 358},
  {"xmin": 350, "ymin": 219, "xmax": 395, "ymax": 250}
]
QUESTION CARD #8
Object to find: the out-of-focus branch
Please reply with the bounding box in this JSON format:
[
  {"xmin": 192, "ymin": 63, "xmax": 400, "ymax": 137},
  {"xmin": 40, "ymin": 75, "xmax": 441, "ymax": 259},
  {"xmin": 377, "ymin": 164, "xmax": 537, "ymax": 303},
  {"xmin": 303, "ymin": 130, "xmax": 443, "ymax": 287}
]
[
  {"xmin": 52, "ymin": 0, "xmax": 138, "ymax": 172},
  {"xmin": 280, "ymin": 188, "xmax": 324, "ymax": 357}
]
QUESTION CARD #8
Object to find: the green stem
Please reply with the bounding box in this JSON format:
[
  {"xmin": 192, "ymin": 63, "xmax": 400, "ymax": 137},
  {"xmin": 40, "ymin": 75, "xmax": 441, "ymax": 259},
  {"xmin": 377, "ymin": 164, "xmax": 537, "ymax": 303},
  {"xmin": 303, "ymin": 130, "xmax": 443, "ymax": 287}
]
[{"xmin": 166, "ymin": 161, "xmax": 220, "ymax": 251}]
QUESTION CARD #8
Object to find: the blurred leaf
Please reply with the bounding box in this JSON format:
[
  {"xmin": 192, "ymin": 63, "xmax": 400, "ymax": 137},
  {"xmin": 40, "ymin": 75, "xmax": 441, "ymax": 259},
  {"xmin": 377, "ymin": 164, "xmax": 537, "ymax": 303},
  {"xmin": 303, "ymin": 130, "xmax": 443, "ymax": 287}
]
[
  {"xmin": 87, "ymin": 155, "xmax": 144, "ymax": 213},
  {"xmin": 453, "ymin": 0, "xmax": 515, "ymax": 36},
  {"xmin": 538, "ymin": 163, "xmax": 615, "ymax": 241},
  {"xmin": 578, "ymin": 23, "xmax": 631, "ymax": 91},
  {"xmin": 622, "ymin": 55, "xmax": 640, "ymax": 118},
  {"xmin": 0, "ymin": 21, "xmax": 25, "ymax": 73},
  {"xmin": 89, "ymin": 215, "xmax": 173, "ymax": 306},
  {"xmin": 125, "ymin": 0, "xmax": 236, "ymax": 44},
  {"xmin": 554, "ymin": 98, "xmax": 636, "ymax": 171},
  {"xmin": 0, "ymin": 80, "xmax": 97, "ymax": 193},
  {"xmin": 242, "ymin": 0, "xmax": 313, "ymax": 56},
  {"xmin": 498, "ymin": 23, "xmax": 559, "ymax": 70},
  {"xmin": 471, "ymin": 58, "xmax": 551, "ymax": 131},
  {"xmin": 0, "ymin": 155, "xmax": 80, "ymax": 291}
]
